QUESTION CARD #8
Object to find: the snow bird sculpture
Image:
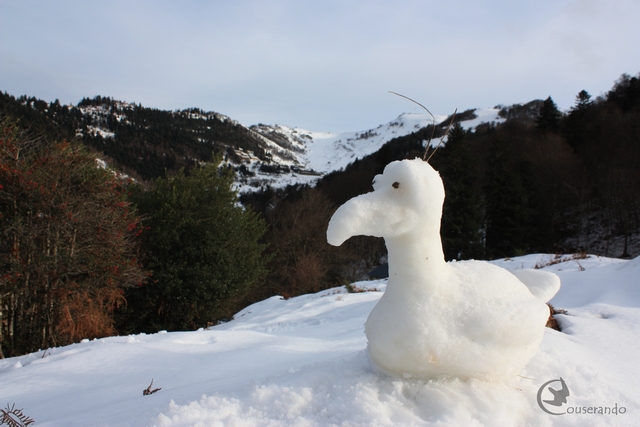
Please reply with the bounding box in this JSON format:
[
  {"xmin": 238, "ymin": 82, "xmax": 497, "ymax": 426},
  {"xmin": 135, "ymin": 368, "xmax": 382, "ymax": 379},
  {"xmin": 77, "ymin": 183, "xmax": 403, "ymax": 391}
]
[{"xmin": 327, "ymin": 158, "xmax": 560, "ymax": 380}]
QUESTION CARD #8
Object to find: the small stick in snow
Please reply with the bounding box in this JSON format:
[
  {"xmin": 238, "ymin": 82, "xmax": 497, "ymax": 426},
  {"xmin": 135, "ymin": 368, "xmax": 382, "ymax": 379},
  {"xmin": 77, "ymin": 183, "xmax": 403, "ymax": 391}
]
[
  {"xmin": 1, "ymin": 403, "xmax": 35, "ymax": 426},
  {"xmin": 143, "ymin": 379, "xmax": 161, "ymax": 396}
]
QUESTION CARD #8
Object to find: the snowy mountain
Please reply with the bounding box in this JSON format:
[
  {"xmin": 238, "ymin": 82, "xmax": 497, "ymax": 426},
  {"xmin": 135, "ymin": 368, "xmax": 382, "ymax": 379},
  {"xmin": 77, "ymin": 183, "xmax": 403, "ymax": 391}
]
[
  {"xmin": 234, "ymin": 107, "xmax": 505, "ymax": 192},
  {"xmin": 0, "ymin": 92, "xmax": 508, "ymax": 190},
  {"xmin": 1, "ymin": 253, "xmax": 638, "ymax": 426},
  {"xmin": 73, "ymin": 97, "xmax": 507, "ymax": 192}
]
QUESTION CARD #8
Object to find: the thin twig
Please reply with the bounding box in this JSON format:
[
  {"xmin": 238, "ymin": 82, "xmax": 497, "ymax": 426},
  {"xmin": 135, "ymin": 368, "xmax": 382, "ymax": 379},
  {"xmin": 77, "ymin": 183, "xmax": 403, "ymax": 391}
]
[
  {"xmin": 389, "ymin": 91, "xmax": 437, "ymax": 159},
  {"xmin": 425, "ymin": 108, "xmax": 457, "ymax": 163},
  {"xmin": 388, "ymin": 92, "xmax": 457, "ymax": 162},
  {"xmin": 388, "ymin": 91, "xmax": 436, "ymax": 120}
]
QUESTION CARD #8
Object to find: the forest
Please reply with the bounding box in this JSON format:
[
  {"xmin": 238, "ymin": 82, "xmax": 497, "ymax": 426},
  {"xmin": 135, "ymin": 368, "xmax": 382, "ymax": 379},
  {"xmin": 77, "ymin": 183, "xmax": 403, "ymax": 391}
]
[{"xmin": 1, "ymin": 72, "xmax": 639, "ymax": 357}]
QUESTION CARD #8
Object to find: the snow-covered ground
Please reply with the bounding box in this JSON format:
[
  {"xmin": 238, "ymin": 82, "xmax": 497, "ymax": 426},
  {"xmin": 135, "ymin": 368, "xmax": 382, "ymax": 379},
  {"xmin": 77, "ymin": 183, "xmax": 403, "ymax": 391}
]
[{"xmin": 1, "ymin": 254, "xmax": 637, "ymax": 426}]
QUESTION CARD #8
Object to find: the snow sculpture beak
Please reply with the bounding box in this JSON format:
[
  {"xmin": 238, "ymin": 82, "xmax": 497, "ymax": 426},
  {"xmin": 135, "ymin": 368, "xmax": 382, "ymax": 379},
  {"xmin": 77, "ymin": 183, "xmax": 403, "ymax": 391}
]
[
  {"xmin": 327, "ymin": 194, "xmax": 373, "ymax": 246},
  {"xmin": 327, "ymin": 190, "xmax": 414, "ymax": 246}
]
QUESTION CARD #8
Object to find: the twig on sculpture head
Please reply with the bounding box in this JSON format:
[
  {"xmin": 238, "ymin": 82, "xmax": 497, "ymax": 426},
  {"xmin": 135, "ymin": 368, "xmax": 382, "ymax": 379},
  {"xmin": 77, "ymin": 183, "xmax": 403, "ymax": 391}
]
[
  {"xmin": 389, "ymin": 91, "xmax": 436, "ymax": 159},
  {"xmin": 425, "ymin": 108, "xmax": 457, "ymax": 163},
  {"xmin": 388, "ymin": 91, "xmax": 457, "ymax": 162}
]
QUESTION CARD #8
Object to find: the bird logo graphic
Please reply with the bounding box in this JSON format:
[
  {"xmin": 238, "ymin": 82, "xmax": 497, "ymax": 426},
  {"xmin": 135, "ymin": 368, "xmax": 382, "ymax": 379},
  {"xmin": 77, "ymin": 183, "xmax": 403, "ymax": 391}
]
[{"xmin": 537, "ymin": 377, "xmax": 570, "ymax": 415}]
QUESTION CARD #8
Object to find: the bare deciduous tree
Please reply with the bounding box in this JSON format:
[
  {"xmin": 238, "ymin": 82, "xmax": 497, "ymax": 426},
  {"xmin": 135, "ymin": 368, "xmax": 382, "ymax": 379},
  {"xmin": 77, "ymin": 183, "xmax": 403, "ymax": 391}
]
[{"xmin": 0, "ymin": 118, "xmax": 146, "ymax": 357}]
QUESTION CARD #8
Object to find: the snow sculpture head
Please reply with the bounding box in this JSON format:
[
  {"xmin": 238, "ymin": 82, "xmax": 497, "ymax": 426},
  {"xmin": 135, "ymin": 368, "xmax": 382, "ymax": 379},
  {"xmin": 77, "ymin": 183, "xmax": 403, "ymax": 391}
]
[
  {"xmin": 327, "ymin": 158, "xmax": 559, "ymax": 381},
  {"xmin": 327, "ymin": 159, "xmax": 444, "ymax": 247}
]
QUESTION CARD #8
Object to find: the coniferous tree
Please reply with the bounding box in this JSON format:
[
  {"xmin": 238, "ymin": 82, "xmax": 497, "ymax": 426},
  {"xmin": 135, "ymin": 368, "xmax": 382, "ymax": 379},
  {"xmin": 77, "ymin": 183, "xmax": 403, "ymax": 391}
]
[
  {"xmin": 536, "ymin": 96, "xmax": 562, "ymax": 133},
  {"xmin": 119, "ymin": 158, "xmax": 270, "ymax": 333},
  {"xmin": 564, "ymin": 90, "xmax": 594, "ymax": 150},
  {"xmin": 574, "ymin": 90, "xmax": 594, "ymax": 111}
]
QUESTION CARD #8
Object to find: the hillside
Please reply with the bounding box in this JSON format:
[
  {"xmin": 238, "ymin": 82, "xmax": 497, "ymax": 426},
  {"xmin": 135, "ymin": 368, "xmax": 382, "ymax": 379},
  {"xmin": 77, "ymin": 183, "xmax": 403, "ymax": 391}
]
[
  {"xmin": 0, "ymin": 91, "xmax": 509, "ymax": 190},
  {"xmin": 0, "ymin": 93, "xmax": 267, "ymax": 181}
]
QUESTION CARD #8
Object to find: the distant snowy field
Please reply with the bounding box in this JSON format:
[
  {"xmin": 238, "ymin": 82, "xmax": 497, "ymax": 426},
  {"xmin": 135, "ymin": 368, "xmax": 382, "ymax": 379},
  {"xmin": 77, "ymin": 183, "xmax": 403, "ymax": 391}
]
[{"xmin": 1, "ymin": 254, "xmax": 638, "ymax": 426}]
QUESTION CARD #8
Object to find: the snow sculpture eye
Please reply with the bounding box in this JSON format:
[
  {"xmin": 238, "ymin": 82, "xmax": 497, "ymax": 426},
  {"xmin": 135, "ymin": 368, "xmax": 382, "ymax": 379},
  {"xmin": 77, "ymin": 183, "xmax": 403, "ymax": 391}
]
[{"xmin": 392, "ymin": 182, "xmax": 400, "ymax": 189}]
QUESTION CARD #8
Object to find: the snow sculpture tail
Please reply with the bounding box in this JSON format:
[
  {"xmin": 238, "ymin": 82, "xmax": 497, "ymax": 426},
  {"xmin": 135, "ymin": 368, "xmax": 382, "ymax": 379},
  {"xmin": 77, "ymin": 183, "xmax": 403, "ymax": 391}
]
[{"xmin": 510, "ymin": 269, "xmax": 561, "ymax": 303}]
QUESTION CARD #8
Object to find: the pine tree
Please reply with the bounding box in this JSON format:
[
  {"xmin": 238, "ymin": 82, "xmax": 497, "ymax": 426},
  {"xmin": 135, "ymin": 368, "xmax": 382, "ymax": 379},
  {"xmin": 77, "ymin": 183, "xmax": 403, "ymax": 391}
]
[
  {"xmin": 573, "ymin": 90, "xmax": 593, "ymax": 111},
  {"xmin": 564, "ymin": 90, "xmax": 594, "ymax": 151},
  {"xmin": 120, "ymin": 158, "xmax": 270, "ymax": 332},
  {"xmin": 536, "ymin": 96, "xmax": 562, "ymax": 133}
]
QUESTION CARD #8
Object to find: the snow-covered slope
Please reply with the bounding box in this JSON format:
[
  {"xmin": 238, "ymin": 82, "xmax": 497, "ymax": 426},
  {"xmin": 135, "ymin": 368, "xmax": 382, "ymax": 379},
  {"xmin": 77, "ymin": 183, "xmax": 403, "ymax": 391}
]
[
  {"xmin": 236, "ymin": 107, "xmax": 505, "ymax": 192},
  {"xmin": 256, "ymin": 107, "xmax": 505, "ymax": 173},
  {"xmin": 1, "ymin": 254, "xmax": 638, "ymax": 426}
]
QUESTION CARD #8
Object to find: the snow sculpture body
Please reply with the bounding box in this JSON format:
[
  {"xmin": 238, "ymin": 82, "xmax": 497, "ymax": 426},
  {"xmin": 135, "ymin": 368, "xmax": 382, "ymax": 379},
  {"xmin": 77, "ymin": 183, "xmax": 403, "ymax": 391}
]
[{"xmin": 327, "ymin": 158, "xmax": 560, "ymax": 380}]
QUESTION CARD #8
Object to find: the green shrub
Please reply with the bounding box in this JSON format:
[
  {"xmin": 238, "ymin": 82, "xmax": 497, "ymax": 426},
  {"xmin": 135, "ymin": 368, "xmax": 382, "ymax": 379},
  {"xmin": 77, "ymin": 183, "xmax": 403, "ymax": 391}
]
[{"xmin": 119, "ymin": 157, "xmax": 270, "ymax": 332}]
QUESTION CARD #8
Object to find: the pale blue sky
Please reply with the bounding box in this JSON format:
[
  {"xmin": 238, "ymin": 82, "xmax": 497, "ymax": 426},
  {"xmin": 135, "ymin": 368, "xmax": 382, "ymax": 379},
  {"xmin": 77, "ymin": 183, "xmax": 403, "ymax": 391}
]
[{"xmin": 2, "ymin": 0, "xmax": 639, "ymax": 132}]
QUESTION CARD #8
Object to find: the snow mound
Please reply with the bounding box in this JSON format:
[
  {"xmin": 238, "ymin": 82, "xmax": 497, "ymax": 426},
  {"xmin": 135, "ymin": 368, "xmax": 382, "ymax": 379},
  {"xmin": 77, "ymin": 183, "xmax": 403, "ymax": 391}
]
[{"xmin": 156, "ymin": 352, "xmax": 538, "ymax": 427}]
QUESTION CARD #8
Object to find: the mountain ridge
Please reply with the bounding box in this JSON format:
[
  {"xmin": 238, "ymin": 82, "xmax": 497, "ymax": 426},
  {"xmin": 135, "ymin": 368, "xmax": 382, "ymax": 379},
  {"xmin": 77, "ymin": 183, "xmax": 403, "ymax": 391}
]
[{"xmin": 1, "ymin": 91, "xmax": 528, "ymax": 191}]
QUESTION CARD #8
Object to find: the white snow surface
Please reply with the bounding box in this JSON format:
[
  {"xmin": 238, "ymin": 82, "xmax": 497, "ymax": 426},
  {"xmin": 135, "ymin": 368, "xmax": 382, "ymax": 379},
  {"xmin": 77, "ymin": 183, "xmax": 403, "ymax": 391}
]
[{"xmin": 1, "ymin": 254, "xmax": 638, "ymax": 426}]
